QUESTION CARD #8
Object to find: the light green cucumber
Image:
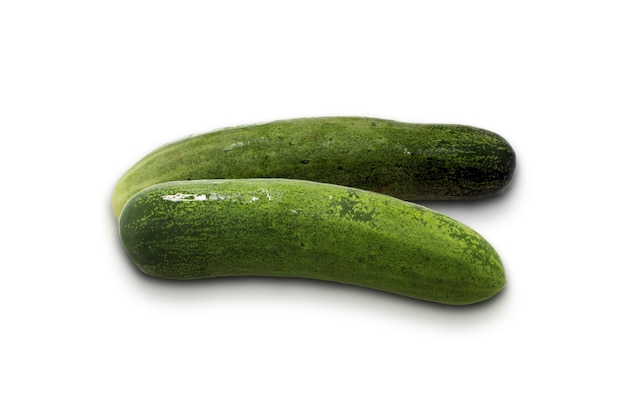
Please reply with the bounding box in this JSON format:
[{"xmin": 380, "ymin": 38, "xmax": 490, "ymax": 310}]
[
  {"xmin": 119, "ymin": 179, "xmax": 506, "ymax": 305},
  {"xmin": 112, "ymin": 117, "xmax": 516, "ymax": 218}
]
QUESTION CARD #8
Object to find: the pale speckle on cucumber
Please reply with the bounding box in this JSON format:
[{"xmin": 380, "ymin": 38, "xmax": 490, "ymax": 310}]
[{"xmin": 162, "ymin": 193, "xmax": 207, "ymax": 202}]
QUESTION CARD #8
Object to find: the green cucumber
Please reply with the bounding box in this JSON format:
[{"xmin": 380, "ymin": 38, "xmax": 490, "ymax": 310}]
[
  {"xmin": 119, "ymin": 179, "xmax": 506, "ymax": 305},
  {"xmin": 112, "ymin": 117, "xmax": 516, "ymax": 218}
]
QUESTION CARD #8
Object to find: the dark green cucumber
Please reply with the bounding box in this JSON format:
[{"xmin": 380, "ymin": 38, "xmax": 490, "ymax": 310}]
[
  {"xmin": 119, "ymin": 179, "xmax": 506, "ymax": 305},
  {"xmin": 112, "ymin": 117, "xmax": 515, "ymax": 218}
]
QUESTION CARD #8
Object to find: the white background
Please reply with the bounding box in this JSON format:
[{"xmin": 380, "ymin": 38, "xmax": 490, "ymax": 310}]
[{"xmin": 2, "ymin": 1, "xmax": 624, "ymax": 415}]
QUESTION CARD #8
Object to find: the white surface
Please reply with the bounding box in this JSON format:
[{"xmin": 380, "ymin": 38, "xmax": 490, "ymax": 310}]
[{"xmin": 2, "ymin": 1, "xmax": 624, "ymax": 416}]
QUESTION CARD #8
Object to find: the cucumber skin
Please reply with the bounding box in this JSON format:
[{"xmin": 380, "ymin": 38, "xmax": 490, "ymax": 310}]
[
  {"xmin": 112, "ymin": 117, "xmax": 516, "ymax": 218},
  {"xmin": 119, "ymin": 179, "xmax": 506, "ymax": 305}
]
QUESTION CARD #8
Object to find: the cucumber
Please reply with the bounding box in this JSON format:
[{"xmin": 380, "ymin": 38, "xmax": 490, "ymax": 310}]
[
  {"xmin": 119, "ymin": 179, "xmax": 506, "ymax": 305},
  {"xmin": 112, "ymin": 117, "xmax": 516, "ymax": 218}
]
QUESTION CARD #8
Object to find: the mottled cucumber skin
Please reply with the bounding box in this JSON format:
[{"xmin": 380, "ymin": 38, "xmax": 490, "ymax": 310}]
[
  {"xmin": 112, "ymin": 117, "xmax": 516, "ymax": 218},
  {"xmin": 119, "ymin": 179, "xmax": 506, "ymax": 305}
]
